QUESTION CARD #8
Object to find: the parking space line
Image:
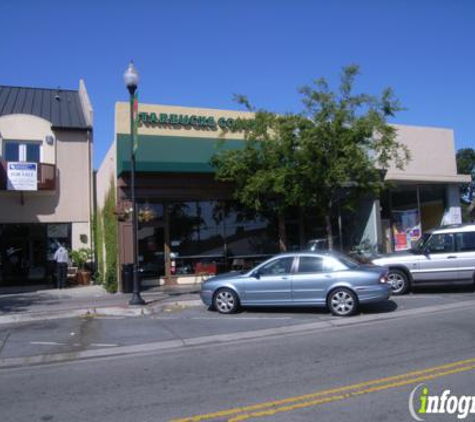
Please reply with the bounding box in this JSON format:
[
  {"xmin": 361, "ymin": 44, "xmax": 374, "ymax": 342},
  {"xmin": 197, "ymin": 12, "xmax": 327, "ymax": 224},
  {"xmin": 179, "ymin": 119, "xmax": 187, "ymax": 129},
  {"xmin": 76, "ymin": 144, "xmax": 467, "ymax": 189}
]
[
  {"xmin": 30, "ymin": 341, "xmax": 118, "ymax": 348},
  {"xmin": 93, "ymin": 316, "xmax": 125, "ymax": 320},
  {"xmin": 90, "ymin": 343, "xmax": 118, "ymax": 347}
]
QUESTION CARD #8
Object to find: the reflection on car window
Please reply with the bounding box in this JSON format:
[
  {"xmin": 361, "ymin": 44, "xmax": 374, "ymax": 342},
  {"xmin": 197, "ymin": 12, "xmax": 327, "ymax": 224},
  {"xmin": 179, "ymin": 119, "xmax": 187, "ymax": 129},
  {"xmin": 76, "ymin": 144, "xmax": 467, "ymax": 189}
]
[
  {"xmin": 332, "ymin": 254, "xmax": 359, "ymax": 269},
  {"xmin": 259, "ymin": 257, "xmax": 294, "ymax": 276},
  {"xmin": 297, "ymin": 257, "xmax": 323, "ymax": 273},
  {"xmin": 323, "ymin": 257, "xmax": 348, "ymax": 272},
  {"xmin": 426, "ymin": 233, "xmax": 455, "ymax": 253}
]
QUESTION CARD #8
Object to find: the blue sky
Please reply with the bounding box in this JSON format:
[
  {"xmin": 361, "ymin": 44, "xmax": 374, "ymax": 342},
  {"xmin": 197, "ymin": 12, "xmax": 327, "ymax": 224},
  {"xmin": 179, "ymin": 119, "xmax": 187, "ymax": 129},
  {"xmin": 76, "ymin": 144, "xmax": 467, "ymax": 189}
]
[{"xmin": 0, "ymin": 0, "xmax": 474, "ymax": 169}]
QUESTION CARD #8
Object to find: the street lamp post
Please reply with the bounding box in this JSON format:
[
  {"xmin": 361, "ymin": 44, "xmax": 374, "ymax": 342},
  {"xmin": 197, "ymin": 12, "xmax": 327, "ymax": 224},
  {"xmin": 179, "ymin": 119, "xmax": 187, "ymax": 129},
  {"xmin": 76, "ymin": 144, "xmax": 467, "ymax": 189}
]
[{"xmin": 124, "ymin": 61, "xmax": 145, "ymax": 306}]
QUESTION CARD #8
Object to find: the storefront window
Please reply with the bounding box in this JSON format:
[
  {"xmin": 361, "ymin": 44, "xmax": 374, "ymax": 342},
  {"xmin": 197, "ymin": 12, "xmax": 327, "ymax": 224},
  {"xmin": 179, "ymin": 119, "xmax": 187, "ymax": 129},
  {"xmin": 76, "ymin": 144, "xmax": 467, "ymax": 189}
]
[
  {"xmin": 380, "ymin": 185, "xmax": 447, "ymax": 252},
  {"xmin": 169, "ymin": 201, "xmax": 279, "ymax": 275},
  {"xmin": 137, "ymin": 202, "xmax": 164, "ymax": 223},
  {"xmin": 136, "ymin": 202, "xmax": 165, "ymax": 279},
  {"xmin": 419, "ymin": 186, "xmax": 446, "ymax": 231},
  {"xmin": 138, "ymin": 226, "xmax": 165, "ymax": 279},
  {"xmin": 222, "ymin": 203, "xmax": 278, "ymax": 258},
  {"xmin": 0, "ymin": 224, "xmax": 61, "ymax": 284},
  {"xmin": 389, "ymin": 188, "xmax": 421, "ymax": 251},
  {"xmin": 47, "ymin": 224, "xmax": 72, "ymax": 260}
]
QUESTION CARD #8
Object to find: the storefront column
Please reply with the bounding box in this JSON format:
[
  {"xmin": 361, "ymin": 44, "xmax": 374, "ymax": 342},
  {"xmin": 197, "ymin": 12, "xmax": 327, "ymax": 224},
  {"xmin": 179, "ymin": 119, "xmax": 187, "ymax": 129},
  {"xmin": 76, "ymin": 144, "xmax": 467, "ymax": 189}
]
[
  {"xmin": 164, "ymin": 203, "xmax": 172, "ymax": 283},
  {"xmin": 374, "ymin": 198, "xmax": 383, "ymax": 252},
  {"xmin": 444, "ymin": 185, "xmax": 463, "ymax": 225}
]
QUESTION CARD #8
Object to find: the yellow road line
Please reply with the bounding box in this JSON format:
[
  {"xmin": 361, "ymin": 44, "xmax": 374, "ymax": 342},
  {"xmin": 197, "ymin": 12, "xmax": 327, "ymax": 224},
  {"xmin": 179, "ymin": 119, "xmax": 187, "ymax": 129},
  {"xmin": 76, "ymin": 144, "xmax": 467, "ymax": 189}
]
[
  {"xmin": 229, "ymin": 363, "xmax": 475, "ymax": 421},
  {"xmin": 170, "ymin": 356, "xmax": 475, "ymax": 422}
]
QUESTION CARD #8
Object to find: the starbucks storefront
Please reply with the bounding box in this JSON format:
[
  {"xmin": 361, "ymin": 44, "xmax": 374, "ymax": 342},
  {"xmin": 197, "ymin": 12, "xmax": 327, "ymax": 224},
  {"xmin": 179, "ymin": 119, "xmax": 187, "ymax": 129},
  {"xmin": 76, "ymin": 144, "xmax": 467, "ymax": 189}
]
[{"xmin": 96, "ymin": 103, "xmax": 470, "ymax": 289}]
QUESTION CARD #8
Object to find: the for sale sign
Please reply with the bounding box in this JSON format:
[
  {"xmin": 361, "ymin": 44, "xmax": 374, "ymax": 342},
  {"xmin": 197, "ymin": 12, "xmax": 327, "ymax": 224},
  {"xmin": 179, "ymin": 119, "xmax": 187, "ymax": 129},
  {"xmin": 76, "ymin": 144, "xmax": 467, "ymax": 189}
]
[{"xmin": 7, "ymin": 162, "xmax": 38, "ymax": 191}]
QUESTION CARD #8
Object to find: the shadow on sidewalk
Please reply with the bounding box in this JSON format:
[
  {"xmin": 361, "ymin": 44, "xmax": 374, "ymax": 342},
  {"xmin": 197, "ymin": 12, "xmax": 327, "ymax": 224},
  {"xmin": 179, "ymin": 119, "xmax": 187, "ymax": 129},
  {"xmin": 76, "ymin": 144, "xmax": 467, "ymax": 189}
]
[{"xmin": 0, "ymin": 292, "xmax": 65, "ymax": 314}]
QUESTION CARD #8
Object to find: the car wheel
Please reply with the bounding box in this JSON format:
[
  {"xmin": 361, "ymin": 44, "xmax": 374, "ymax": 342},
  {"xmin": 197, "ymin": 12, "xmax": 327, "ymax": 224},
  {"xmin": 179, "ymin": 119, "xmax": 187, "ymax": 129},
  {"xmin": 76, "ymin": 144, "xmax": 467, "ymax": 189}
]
[
  {"xmin": 213, "ymin": 288, "xmax": 240, "ymax": 314},
  {"xmin": 328, "ymin": 288, "xmax": 358, "ymax": 317},
  {"xmin": 387, "ymin": 269, "xmax": 410, "ymax": 295}
]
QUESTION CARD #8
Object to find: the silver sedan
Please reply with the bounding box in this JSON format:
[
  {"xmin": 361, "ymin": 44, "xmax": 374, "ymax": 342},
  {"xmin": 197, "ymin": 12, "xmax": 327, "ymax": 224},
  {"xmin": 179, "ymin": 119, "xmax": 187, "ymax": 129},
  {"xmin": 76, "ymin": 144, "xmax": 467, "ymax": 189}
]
[{"xmin": 200, "ymin": 252, "xmax": 391, "ymax": 317}]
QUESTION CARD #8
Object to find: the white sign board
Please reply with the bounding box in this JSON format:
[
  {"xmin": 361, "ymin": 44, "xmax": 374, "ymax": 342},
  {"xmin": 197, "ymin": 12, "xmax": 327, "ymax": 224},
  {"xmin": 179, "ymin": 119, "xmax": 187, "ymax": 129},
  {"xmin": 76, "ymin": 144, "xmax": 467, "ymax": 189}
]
[
  {"xmin": 443, "ymin": 207, "xmax": 462, "ymax": 225},
  {"xmin": 7, "ymin": 162, "xmax": 38, "ymax": 191}
]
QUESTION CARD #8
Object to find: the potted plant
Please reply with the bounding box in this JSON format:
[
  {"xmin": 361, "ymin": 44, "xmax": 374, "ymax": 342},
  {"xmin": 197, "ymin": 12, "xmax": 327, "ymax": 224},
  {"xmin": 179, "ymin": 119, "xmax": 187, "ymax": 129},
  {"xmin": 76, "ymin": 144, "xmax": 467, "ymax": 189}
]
[{"xmin": 70, "ymin": 248, "xmax": 93, "ymax": 285}]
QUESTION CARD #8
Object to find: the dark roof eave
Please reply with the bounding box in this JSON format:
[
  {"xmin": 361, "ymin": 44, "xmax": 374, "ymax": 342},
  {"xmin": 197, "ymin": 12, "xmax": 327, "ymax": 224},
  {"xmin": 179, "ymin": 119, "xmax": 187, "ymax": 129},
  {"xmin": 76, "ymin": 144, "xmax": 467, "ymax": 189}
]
[{"xmin": 51, "ymin": 125, "xmax": 93, "ymax": 132}]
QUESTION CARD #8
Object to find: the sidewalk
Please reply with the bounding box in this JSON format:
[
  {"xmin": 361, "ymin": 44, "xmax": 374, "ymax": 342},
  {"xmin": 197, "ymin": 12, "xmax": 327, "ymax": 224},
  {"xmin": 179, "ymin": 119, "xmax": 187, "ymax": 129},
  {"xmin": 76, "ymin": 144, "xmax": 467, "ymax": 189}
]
[{"xmin": 0, "ymin": 284, "xmax": 203, "ymax": 325}]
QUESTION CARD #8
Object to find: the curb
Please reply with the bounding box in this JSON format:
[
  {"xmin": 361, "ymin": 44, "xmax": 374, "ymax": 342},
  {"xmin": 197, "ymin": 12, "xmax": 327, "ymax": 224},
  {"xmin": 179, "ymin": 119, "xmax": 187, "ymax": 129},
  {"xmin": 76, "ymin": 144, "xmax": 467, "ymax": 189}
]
[{"xmin": 0, "ymin": 299, "xmax": 202, "ymax": 325}]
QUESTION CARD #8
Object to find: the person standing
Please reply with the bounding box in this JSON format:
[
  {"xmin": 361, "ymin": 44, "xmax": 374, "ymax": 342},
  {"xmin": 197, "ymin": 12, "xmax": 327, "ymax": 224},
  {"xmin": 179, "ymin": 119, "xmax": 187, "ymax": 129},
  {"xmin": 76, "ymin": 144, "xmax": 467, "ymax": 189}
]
[{"xmin": 53, "ymin": 243, "xmax": 69, "ymax": 289}]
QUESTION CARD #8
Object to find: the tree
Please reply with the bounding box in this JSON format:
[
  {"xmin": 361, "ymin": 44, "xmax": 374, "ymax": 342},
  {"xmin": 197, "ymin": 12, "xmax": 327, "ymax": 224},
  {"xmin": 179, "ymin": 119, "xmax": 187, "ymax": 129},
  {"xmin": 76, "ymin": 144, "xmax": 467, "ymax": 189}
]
[
  {"xmin": 211, "ymin": 65, "xmax": 410, "ymax": 250},
  {"xmin": 456, "ymin": 148, "xmax": 475, "ymax": 175},
  {"xmin": 456, "ymin": 148, "xmax": 475, "ymax": 218}
]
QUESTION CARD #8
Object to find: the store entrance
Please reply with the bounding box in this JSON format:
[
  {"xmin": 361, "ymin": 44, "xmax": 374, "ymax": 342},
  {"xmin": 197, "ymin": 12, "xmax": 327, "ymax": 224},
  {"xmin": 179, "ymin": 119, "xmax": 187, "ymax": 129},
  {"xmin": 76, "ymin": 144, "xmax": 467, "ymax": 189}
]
[
  {"xmin": 0, "ymin": 224, "xmax": 48, "ymax": 286},
  {"xmin": 138, "ymin": 224, "xmax": 165, "ymax": 281}
]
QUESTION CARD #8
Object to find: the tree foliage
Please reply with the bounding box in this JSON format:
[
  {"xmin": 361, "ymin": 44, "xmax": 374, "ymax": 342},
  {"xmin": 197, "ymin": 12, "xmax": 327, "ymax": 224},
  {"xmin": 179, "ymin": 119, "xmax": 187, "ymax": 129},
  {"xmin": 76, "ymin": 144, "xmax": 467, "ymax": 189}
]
[
  {"xmin": 211, "ymin": 65, "xmax": 410, "ymax": 250},
  {"xmin": 93, "ymin": 210, "xmax": 104, "ymax": 284},
  {"xmin": 103, "ymin": 179, "xmax": 118, "ymax": 292},
  {"xmin": 456, "ymin": 148, "xmax": 475, "ymax": 219},
  {"xmin": 456, "ymin": 148, "xmax": 475, "ymax": 175}
]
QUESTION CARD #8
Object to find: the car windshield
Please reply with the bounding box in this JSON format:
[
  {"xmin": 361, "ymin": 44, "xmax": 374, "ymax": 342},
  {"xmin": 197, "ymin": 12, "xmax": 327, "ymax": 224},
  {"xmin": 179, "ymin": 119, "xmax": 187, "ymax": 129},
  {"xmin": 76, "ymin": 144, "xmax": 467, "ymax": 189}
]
[{"xmin": 411, "ymin": 233, "xmax": 431, "ymax": 253}]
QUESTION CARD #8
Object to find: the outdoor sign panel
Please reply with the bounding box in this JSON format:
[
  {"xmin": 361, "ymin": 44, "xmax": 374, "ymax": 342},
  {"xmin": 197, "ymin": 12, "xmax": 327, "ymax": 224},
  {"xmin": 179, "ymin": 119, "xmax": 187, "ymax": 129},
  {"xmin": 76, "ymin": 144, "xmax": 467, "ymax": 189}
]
[
  {"xmin": 443, "ymin": 207, "xmax": 462, "ymax": 225},
  {"xmin": 392, "ymin": 209, "xmax": 421, "ymax": 251},
  {"xmin": 7, "ymin": 162, "xmax": 38, "ymax": 191}
]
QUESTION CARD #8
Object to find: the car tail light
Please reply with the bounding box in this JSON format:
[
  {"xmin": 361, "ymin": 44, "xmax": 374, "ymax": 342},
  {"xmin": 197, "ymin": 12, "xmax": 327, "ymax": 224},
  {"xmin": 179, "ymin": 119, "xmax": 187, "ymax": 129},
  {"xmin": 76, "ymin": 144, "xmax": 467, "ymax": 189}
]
[{"xmin": 379, "ymin": 272, "xmax": 388, "ymax": 284}]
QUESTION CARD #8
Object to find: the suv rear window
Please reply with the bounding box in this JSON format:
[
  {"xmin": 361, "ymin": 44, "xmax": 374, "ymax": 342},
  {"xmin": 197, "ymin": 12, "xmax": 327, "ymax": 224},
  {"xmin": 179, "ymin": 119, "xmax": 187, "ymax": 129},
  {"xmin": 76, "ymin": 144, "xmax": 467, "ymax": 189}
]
[{"xmin": 456, "ymin": 232, "xmax": 475, "ymax": 252}]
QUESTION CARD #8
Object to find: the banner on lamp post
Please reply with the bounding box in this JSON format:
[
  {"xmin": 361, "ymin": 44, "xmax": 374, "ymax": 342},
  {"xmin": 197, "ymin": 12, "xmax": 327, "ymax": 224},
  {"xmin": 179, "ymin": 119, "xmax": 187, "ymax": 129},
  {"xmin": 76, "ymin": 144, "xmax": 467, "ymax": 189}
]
[{"xmin": 132, "ymin": 92, "xmax": 139, "ymax": 154}]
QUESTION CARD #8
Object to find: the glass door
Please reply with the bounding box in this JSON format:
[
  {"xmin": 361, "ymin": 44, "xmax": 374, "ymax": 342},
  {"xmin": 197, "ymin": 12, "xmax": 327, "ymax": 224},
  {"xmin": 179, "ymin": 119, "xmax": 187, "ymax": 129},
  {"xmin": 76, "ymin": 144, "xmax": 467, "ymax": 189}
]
[{"xmin": 138, "ymin": 224, "xmax": 165, "ymax": 280}]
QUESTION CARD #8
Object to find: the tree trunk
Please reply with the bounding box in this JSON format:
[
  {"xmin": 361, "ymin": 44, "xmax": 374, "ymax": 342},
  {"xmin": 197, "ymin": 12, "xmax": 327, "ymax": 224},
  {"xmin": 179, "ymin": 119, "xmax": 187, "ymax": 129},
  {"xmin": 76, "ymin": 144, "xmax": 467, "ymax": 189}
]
[
  {"xmin": 325, "ymin": 212, "xmax": 334, "ymax": 251},
  {"xmin": 298, "ymin": 208, "xmax": 306, "ymax": 250},
  {"xmin": 468, "ymin": 198, "xmax": 475, "ymax": 216},
  {"xmin": 278, "ymin": 211, "xmax": 287, "ymax": 252}
]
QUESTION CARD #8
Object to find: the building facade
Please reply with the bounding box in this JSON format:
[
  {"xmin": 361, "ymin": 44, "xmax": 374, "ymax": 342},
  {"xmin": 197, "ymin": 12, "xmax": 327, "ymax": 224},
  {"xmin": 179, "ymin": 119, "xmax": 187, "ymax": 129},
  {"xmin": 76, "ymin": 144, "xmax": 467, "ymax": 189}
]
[
  {"xmin": 0, "ymin": 82, "xmax": 94, "ymax": 286},
  {"xmin": 96, "ymin": 102, "xmax": 470, "ymax": 290}
]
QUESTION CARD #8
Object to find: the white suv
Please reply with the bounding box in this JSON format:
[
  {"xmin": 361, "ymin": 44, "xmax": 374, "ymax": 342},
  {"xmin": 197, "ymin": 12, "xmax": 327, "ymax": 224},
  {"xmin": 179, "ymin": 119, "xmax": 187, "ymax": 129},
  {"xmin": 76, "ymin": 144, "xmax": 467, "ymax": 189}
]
[{"xmin": 372, "ymin": 224, "xmax": 475, "ymax": 294}]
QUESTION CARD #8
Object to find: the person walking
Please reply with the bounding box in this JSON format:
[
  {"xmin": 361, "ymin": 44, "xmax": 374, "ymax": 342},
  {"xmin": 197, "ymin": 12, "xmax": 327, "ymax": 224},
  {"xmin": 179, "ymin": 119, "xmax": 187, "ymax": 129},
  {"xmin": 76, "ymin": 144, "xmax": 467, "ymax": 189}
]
[{"xmin": 53, "ymin": 242, "xmax": 69, "ymax": 289}]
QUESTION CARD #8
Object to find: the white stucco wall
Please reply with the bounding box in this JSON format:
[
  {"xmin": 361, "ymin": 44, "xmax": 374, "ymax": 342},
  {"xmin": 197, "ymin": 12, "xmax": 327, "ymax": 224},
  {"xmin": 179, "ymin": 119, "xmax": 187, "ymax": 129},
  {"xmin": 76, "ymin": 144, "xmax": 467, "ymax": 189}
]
[
  {"xmin": 386, "ymin": 125, "xmax": 470, "ymax": 184},
  {"xmin": 0, "ymin": 114, "xmax": 56, "ymax": 164},
  {"xmin": 0, "ymin": 118, "xmax": 93, "ymax": 248},
  {"xmin": 72, "ymin": 222, "xmax": 92, "ymax": 250},
  {"xmin": 95, "ymin": 141, "xmax": 117, "ymax": 210}
]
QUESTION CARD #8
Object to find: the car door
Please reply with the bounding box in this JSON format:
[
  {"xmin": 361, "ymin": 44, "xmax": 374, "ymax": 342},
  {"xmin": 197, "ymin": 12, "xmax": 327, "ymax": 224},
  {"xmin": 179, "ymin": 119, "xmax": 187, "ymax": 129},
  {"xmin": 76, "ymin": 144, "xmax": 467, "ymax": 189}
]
[
  {"xmin": 455, "ymin": 231, "xmax": 475, "ymax": 281},
  {"xmin": 243, "ymin": 256, "xmax": 294, "ymax": 305},
  {"xmin": 414, "ymin": 232, "xmax": 459, "ymax": 281},
  {"xmin": 291, "ymin": 255, "xmax": 331, "ymax": 305}
]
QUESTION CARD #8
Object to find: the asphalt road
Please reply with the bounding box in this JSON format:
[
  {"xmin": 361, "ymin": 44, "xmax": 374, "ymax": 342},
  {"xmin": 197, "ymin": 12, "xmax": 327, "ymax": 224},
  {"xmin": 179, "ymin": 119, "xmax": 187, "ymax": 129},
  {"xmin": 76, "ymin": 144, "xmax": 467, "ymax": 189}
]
[{"xmin": 0, "ymin": 287, "xmax": 475, "ymax": 422}]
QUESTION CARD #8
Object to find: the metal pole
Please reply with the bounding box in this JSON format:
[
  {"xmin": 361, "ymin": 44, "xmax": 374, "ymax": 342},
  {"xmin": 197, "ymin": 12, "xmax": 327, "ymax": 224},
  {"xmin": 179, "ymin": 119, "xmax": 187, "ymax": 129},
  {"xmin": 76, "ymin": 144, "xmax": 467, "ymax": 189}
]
[{"xmin": 128, "ymin": 86, "xmax": 145, "ymax": 306}]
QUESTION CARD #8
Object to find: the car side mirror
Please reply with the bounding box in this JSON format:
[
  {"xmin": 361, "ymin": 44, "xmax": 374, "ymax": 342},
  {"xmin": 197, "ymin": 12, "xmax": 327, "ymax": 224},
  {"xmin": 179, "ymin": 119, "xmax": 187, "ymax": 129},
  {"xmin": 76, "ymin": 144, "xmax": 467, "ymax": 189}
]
[{"xmin": 252, "ymin": 270, "xmax": 261, "ymax": 279}]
